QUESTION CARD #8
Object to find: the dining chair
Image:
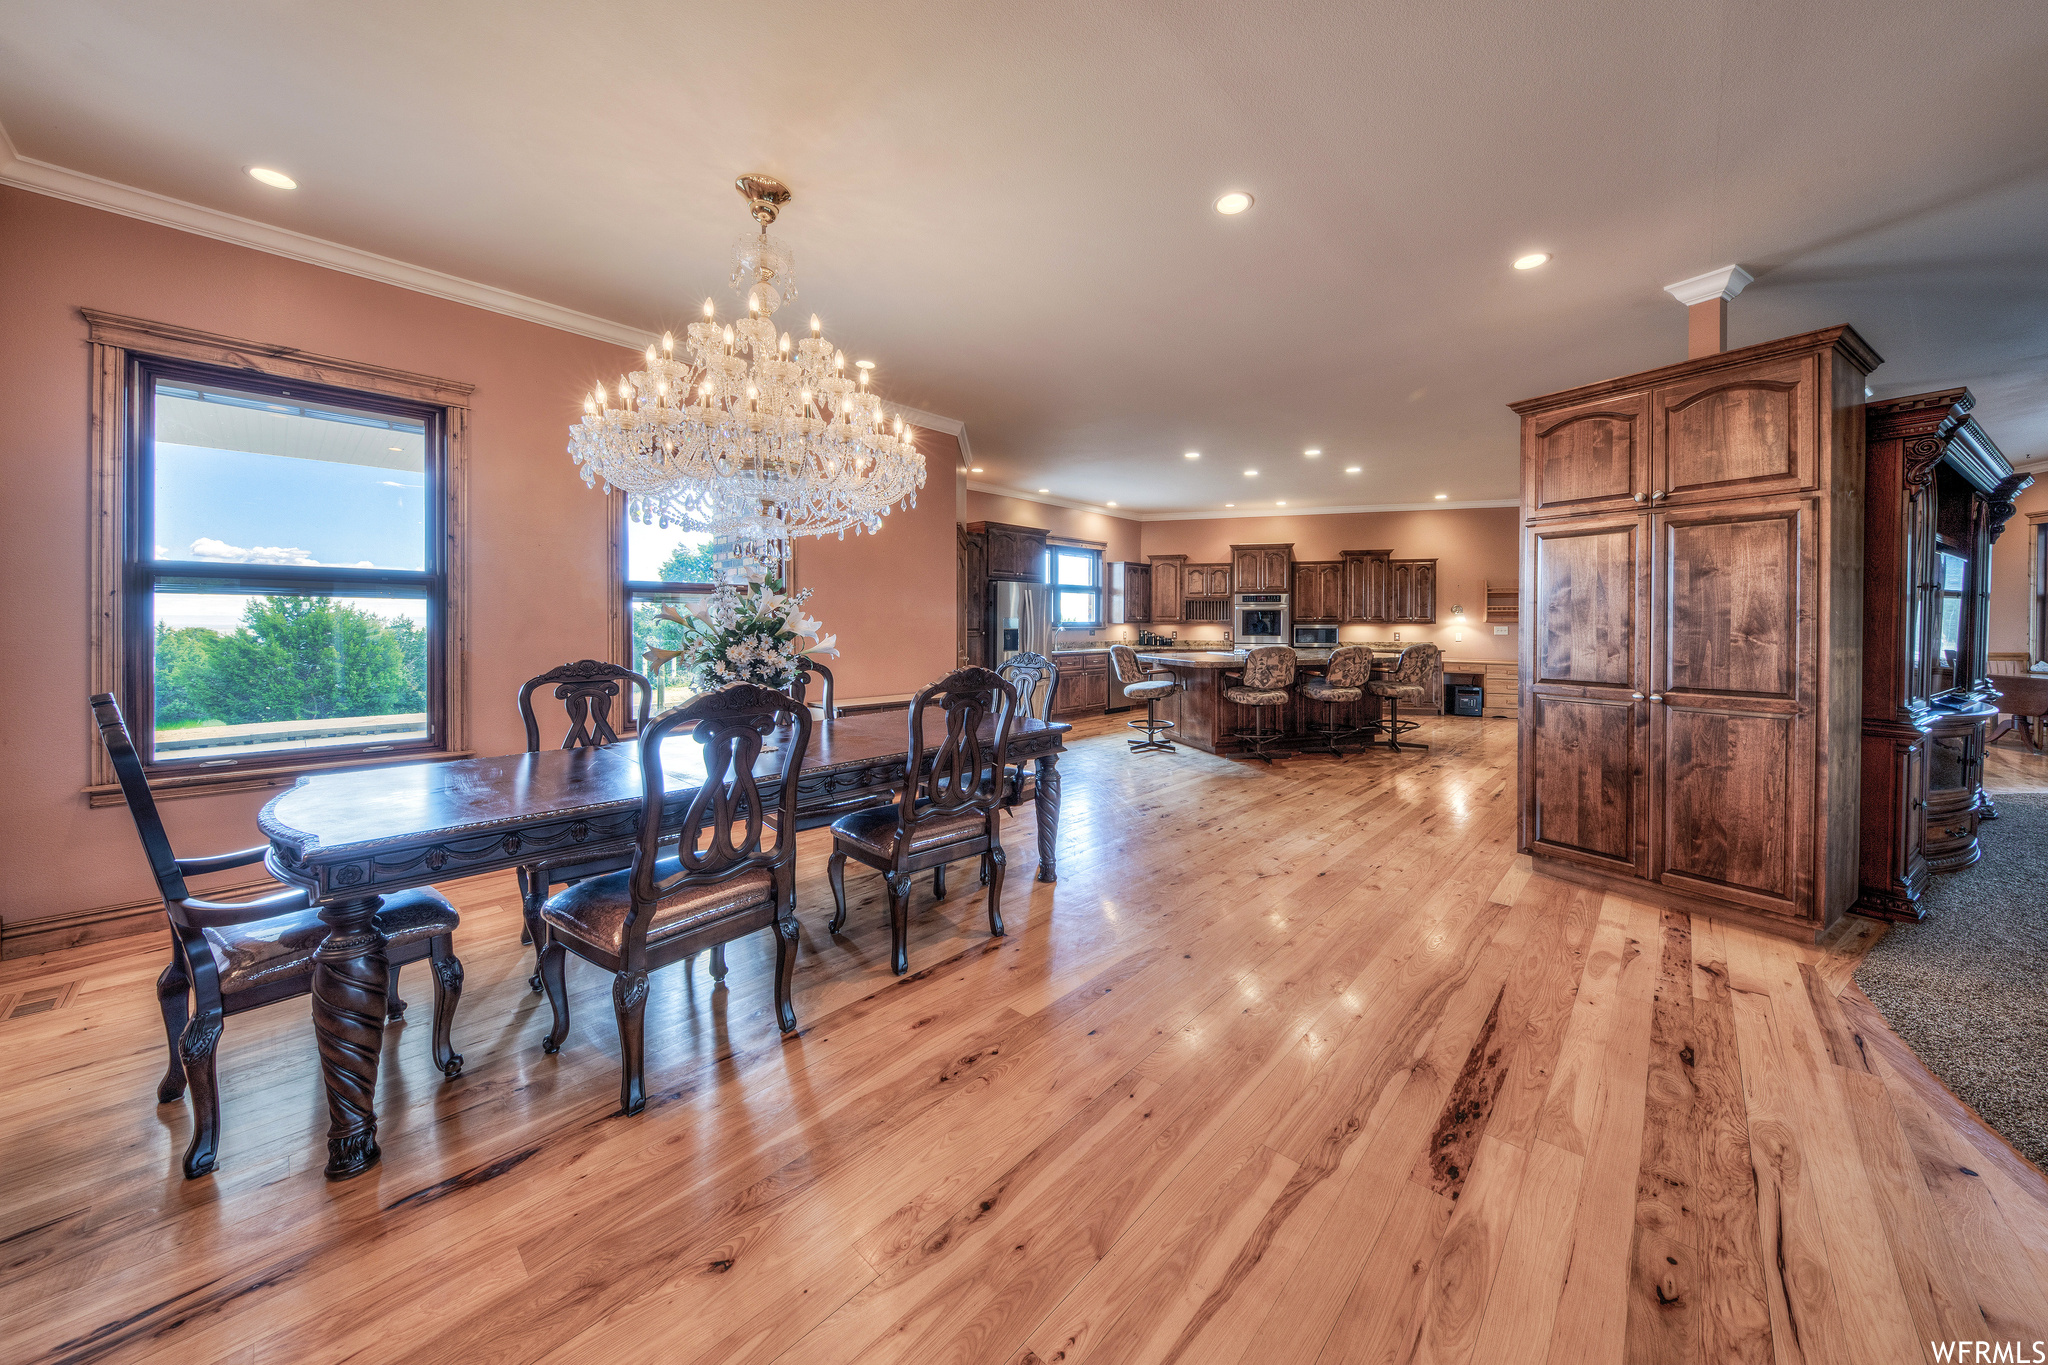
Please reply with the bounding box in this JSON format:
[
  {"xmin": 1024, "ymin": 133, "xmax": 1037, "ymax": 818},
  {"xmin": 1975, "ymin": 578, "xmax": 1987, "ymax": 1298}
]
[
  {"xmin": 1223, "ymin": 646, "xmax": 1296, "ymax": 763},
  {"xmin": 90, "ymin": 694, "xmax": 462, "ymax": 1179},
  {"xmin": 793, "ymin": 657, "xmax": 836, "ymax": 720},
  {"xmin": 513, "ymin": 660, "xmax": 654, "ymax": 990},
  {"xmin": 536, "ymin": 682, "xmax": 812, "ymax": 1115},
  {"xmin": 826, "ymin": 667, "xmax": 1019, "ymax": 976},
  {"xmin": 1368, "ymin": 642, "xmax": 1440, "ymax": 751},
  {"xmin": 997, "ymin": 650, "xmax": 1059, "ymax": 806}
]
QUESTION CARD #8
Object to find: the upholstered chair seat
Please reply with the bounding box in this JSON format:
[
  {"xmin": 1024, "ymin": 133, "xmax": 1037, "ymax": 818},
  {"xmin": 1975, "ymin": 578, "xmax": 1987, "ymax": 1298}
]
[
  {"xmin": 541, "ymin": 865, "xmax": 776, "ymax": 955},
  {"xmin": 830, "ymin": 804, "xmax": 986, "ymax": 859},
  {"xmin": 1124, "ymin": 679, "xmax": 1178, "ymax": 700},
  {"xmin": 1225, "ymin": 646, "xmax": 1296, "ymax": 762},
  {"xmin": 1110, "ymin": 644, "xmax": 1182, "ymax": 753},
  {"xmin": 206, "ymin": 889, "xmax": 459, "ymax": 996},
  {"xmin": 1297, "ymin": 677, "xmax": 1364, "ymax": 703},
  {"xmin": 1223, "ymin": 685, "xmax": 1293, "ymax": 706},
  {"xmin": 1366, "ymin": 643, "xmax": 1440, "ymax": 751}
]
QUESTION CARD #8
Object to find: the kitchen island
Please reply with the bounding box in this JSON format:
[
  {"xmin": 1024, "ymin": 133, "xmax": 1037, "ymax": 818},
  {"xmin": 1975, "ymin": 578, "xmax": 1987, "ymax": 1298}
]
[{"xmin": 1134, "ymin": 649, "xmax": 1431, "ymax": 755}]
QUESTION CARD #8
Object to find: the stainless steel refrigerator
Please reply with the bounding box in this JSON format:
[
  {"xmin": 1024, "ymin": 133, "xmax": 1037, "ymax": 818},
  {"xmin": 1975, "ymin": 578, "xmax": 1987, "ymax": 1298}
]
[{"xmin": 989, "ymin": 580, "xmax": 1051, "ymax": 670}]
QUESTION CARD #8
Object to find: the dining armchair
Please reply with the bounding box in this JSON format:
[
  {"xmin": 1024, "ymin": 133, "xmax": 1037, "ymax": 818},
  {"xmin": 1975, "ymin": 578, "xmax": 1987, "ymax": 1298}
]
[
  {"xmin": 536, "ymin": 682, "xmax": 812, "ymax": 1115},
  {"xmin": 826, "ymin": 667, "xmax": 1019, "ymax": 976},
  {"xmin": 513, "ymin": 660, "xmax": 654, "ymax": 990},
  {"xmin": 90, "ymin": 694, "xmax": 462, "ymax": 1179},
  {"xmin": 996, "ymin": 651, "xmax": 1059, "ymax": 806}
]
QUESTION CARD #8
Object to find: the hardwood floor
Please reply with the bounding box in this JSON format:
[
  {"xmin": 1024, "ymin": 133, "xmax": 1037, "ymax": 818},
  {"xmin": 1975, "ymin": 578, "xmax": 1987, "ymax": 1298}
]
[{"xmin": 4, "ymin": 713, "xmax": 2045, "ymax": 1364}]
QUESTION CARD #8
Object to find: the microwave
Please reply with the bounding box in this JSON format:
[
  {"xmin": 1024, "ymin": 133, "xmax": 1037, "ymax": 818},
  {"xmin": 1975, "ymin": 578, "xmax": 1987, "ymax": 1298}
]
[{"xmin": 1294, "ymin": 625, "xmax": 1338, "ymax": 647}]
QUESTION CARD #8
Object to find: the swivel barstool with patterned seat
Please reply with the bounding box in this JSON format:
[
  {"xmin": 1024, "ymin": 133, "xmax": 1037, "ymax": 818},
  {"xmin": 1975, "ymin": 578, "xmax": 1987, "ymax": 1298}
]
[
  {"xmin": 1368, "ymin": 642, "xmax": 1439, "ymax": 751},
  {"xmin": 1297, "ymin": 645, "xmax": 1371, "ymax": 758},
  {"xmin": 1223, "ymin": 645, "xmax": 1296, "ymax": 763},
  {"xmin": 1109, "ymin": 644, "xmax": 1181, "ymax": 753}
]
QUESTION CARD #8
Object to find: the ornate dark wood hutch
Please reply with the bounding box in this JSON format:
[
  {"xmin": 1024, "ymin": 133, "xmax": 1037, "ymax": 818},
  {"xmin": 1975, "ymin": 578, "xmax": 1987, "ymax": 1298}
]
[{"xmin": 1856, "ymin": 389, "xmax": 2031, "ymax": 918}]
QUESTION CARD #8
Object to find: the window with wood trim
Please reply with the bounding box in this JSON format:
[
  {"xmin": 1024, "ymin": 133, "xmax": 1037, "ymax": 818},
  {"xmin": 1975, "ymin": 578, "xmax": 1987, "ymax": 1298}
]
[
  {"xmin": 126, "ymin": 361, "xmax": 448, "ymax": 770},
  {"xmin": 84, "ymin": 309, "xmax": 472, "ymax": 805},
  {"xmin": 1046, "ymin": 545, "xmax": 1104, "ymax": 628},
  {"xmin": 616, "ymin": 500, "xmax": 724, "ymax": 714}
]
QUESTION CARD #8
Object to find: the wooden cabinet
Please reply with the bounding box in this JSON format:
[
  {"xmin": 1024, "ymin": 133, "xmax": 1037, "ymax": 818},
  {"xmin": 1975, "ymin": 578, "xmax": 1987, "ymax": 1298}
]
[
  {"xmin": 958, "ymin": 526, "xmax": 987, "ymax": 667},
  {"xmin": 1341, "ymin": 550, "xmax": 1391, "ymax": 622},
  {"xmin": 1388, "ymin": 559, "xmax": 1436, "ymax": 623},
  {"xmin": 1148, "ymin": 555, "xmax": 1186, "ymax": 623},
  {"xmin": 968, "ymin": 521, "xmax": 1048, "ymax": 583},
  {"xmin": 1050, "ymin": 651, "xmax": 1108, "ymax": 716},
  {"xmin": 1230, "ymin": 544, "xmax": 1292, "ymax": 592},
  {"xmin": 1291, "ymin": 562, "xmax": 1343, "ymax": 622},
  {"xmin": 1109, "ymin": 561, "xmax": 1151, "ymax": 624},
  {"xmin": 1512, "ymin": 325, "xmax": 1879, "ymax": 938},
  {"xmin": 1481, "ymin": 662, "xmax": 1520, "ymax": 720},
  {"xmin": 1855, "ymin": 389, "xmax": 2029, "ymax": 919},
  {"xmin": 1184, "ymin": 564, "xmax": 1232, "ymax": 598}
]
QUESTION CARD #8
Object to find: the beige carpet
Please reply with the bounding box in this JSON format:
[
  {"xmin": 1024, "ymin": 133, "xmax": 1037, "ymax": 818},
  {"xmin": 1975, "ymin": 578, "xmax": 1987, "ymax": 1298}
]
[{"xmin": 1855, "ymin": 792, "xmax": 2048, "ymax": 1171}]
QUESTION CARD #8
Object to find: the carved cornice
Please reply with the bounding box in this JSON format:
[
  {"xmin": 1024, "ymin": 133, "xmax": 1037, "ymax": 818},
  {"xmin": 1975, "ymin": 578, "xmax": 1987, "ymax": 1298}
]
[
  {"xmin": 1508, "ymin": 324, "xmax": 1881, "ymax": 415},
  {"xmin": 1988, "ymin": 472, "xmax": 2034, "ymax": 543},
  {"xmin": 1903, "ymin": 436, "xmax": 1948, "ymax": 491}
]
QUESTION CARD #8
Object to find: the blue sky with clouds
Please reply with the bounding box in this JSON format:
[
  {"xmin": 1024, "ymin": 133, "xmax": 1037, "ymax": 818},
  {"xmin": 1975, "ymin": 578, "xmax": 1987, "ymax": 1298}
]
[{"xmin": 154, "ymin": 444, "xmax": 426, "ymax": 570}]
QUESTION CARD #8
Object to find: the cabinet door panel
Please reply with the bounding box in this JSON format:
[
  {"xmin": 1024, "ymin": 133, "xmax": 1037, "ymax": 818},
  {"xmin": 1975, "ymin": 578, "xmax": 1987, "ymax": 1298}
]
[
  {"xmin": 1527, "ymin": 695, "xmax": 1644, "ymax": 872},
  {"xmin": 1655, "ymin": 707, "xmax": 1799, "ymax": 910},
  {"xmin": 1532, "ymin": 522, "xmax": 1641, "ymax": 686},
  {"xmin": 1653, "ymin": 356, "xmax": 1813, "ymax": 503},
  {"xmin": 1526, "ymin": 392, "xmax": 1649, "ymax": 517},
  {"xmin": 1660, "ymin": 511, "xmax": 1800, "ymax": 698}
]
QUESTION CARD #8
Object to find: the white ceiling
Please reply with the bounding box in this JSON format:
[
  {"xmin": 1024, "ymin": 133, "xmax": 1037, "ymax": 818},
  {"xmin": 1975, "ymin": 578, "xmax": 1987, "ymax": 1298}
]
[{"xmin": 5, "ymin": 0, "xmax": 2047, "ymax": 514}]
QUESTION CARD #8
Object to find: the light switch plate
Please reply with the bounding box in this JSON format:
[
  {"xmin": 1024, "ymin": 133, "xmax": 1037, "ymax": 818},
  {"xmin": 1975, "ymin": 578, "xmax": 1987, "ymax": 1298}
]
[{"xmin": 1494, "ymin": 625, "xmax": 1510, "ymax": 635}]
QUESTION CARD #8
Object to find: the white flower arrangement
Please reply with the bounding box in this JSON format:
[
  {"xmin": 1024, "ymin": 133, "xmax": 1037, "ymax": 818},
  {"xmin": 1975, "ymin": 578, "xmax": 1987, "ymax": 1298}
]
[{"xmin": 642, "ymin": 566, "xmax": 838, "ymax": 693}]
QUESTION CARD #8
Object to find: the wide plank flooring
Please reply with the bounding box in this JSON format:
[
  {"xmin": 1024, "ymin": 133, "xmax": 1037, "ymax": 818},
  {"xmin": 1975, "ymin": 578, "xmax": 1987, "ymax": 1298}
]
[{"xmin": 4, "ymin": 713, "xmax": 2045, "ymax": 1364}]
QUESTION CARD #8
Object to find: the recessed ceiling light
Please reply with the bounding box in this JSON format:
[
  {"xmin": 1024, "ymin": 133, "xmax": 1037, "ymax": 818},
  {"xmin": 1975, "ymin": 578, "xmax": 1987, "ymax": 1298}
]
[
  {"xmin": 1106, "ymin": 500, "xmax": 1118, "ymax": 507},
  {"xmin": 1434, "ymin": 493, "xmax": 1449, "ymax": 499},
  {"xmin": 1037, "ymin": 487, "xmax": 1049, "ymax": 493},
  {"xmin": 1345, "ymin": 465, "xmax": 1361, "ymax": 474},
  {"xmin": 855, "ymin": 359, "xmax": 876, "ymax": 370},
  {"xmin": 388, "ymin": 446, "xmax": 402, "ymax": 452},
  {"xmin": 1305, "ymin": 448, "xmax": 1321, "ymax": 457},
  {"xmin": 1225, "ymin": 503, "xmax": 1235, "ymax": 508},
  {"xmin": 1184, "ymin": 451, "xmax": 1200, "ymax": 459},
  {"xmin": 1214, "ymin": 191, "xmax": 1254, "ymax": 215},
  {"xmin": 1276, "ymin": 500, "xmax": 1287, "ymax": 506},
  {"xmin": 970, "ymin": 466, "xmax": 984, "ymax": 473},
  {"xmin": 1513, "ymin": 252, "xmax": 1551, "ymax": 270},
  {"xmin": 1243, "ymin": 469, "xmax": 1258, "ymax": 477},
  {"xmin": 247, "ymin": 167, "xmax": 297, "ymax": 190}
]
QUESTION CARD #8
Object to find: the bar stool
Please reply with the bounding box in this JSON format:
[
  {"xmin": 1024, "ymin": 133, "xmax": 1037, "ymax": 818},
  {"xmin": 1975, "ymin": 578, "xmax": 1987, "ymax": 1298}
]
[
  {"xmin": 1297, "ymin": 645, "xmax": 1371, "ymax": 758},
  {"xmin": 1368, "ymin": 642, "xmax": 1439, "ymax": 751},
  {"xmin": 1110, "ymin": 645, "xmax": 1181, "ymax": 752},
  {"xmin": 1223, "ymin": 645, "xmax": 1296, "ymax": 763}
]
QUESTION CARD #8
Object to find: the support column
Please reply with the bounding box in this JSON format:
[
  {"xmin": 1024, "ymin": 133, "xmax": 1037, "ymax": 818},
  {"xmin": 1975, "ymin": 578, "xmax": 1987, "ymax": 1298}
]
[{"xmin": 1663, "ymin": 265, "xmax": 1753, "ymax": 359}]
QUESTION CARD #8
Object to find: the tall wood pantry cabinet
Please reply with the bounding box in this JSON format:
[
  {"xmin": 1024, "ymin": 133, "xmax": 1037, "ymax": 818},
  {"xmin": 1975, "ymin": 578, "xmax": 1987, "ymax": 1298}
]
[{"xmin": 1511, "ymin": 325, "xmax": 1880, "ymax": 940}]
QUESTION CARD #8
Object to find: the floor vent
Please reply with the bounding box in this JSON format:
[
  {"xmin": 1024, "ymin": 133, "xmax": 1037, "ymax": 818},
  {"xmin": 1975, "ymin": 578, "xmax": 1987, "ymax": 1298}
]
[{"xmin": 0, "ymin": 980, "xmax": 81, "ymax": 1022}]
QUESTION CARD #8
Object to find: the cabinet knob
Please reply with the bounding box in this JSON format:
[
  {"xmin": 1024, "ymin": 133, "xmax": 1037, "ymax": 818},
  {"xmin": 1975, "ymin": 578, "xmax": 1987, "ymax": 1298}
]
[
  {"xmin": 1631, "ymin": 692, "xmax": 1645, "ymax": 700},
  {"xmin": 1650, "ymin": 490, "xmax": 1667, "ymax": 501},
  {"xmin": 1633, "ymin": 492, "xmax": 1646, "ymax": 504},
  {"xmin": 1649, "ymin": 693, "xmax": 1664, "ymax": 703}
]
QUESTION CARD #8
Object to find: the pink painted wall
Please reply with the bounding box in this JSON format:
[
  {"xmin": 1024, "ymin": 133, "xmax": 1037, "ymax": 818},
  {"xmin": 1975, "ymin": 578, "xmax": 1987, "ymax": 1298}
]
[
  {"xmin": 1139, "ymin": 507, "xmax": 1521, "ymax": 660},
  {"xmin": 1989, "ymin": 479, "xmax": 2048, "ymax": 659},
  {"xmin": 0, "ymin": 185, "xmax": 955, "ymax": 937},
  {"xmin": 790, "ymin": 431, "xmax": 960, "ymax": 703}
]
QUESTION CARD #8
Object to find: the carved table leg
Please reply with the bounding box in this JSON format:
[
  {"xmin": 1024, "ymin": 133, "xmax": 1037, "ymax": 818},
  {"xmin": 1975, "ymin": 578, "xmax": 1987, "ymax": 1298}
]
[
  {"xmin": 1035, "ymin": 753, "xmax": 1061, "ymax": 883},
  {"xmin": 312, "ymin": 895, "xmax": 389, "ymax": 1180}
]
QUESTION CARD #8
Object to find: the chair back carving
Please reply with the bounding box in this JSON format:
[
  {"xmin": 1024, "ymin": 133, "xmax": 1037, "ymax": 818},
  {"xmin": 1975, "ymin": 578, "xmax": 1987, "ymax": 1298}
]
[
  {"xmin": 518, "ymin": 660, "xmax": 653, "ymax": 751},
  {"xmin": 1239, "ymin": 646, "xmax": 1297, "ymax": 691},
  {"xmin": 902, "ymin": 668, "xmax": 1017, "ymax": 830},
  {"xmin": 1389, "ymin": 642, "xmax": 1440, "ymax": 685},
  {"xmin": 999, "ymin": 651, "xmax": 1060, "ymax": 719},
  {"xmin": 631, "ymin": 683, "xmax": 811, "ymax": 921},
  {"xmin": 1323, "ymin": 645, "xmax": 1371, "ymax": 689},
  {"xmin": 89, "ymin": 694, "xmax": 190, "ymax": 904},
  {"xmin": 792, "ymin": 657, "xmax": 836, "ymax": 718}
]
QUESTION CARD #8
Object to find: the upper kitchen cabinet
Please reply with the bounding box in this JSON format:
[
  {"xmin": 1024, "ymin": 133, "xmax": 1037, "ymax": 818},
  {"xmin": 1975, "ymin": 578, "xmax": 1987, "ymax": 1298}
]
[
  {"xmin": 1292, "ymin": 562, "xmax": 1344, "ymax": 622},
  {"xmin": 968, "ymin": 521, "xmax": 1050, "ymax": 582},
  {"xmin": 1341, "ymin": 550, "xmax": 1391, "ymax": 622},
  {"xmin": 1148, "ymin": 555, "xmax": 1187, "ymax": 623},
  {"xmin": 1109, "ymin": 561, "xmax": 1151, "ymax": 624},
  {"xmin": 1184, "ymin": 564, "xmax": 1233, "ymax": 598},
  {"xmin": 1231, "ymin": 544, "xmax": 1292, "ymax": 592},
  {"xmin": 1388, "ymin": 558, "xmax": 1437, "ymax": 623}
]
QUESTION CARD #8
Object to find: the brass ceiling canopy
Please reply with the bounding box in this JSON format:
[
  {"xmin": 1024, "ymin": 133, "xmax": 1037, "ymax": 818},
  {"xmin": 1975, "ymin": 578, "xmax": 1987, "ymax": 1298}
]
[{"xmin": 736, "ymin": 174, "xmax": 792, "ymax": 225}]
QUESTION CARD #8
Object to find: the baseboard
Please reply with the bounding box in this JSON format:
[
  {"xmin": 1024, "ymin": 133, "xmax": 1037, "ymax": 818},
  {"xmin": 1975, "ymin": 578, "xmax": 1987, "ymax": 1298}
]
[
  {"xmin": 0, "ymin": 875, "xmax": 279, "ymax": 960},
  {"xmin": 1529, "ymin": 855, "xmax": 1827, "ymax": 944}
]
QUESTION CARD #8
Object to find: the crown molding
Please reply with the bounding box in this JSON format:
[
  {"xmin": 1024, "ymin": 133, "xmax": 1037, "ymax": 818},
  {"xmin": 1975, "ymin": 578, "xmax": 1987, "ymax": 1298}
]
[
  {"xmin": 1663, "ymin": 264, "xmax": 1754, "ymax": 307},
  {"xmin": 884, "ymin": 403, "xmax": 973, "ymax": 465},
  {"xmin": 966, "ymin": 481, "xmax": 1517, "ymax": 520}
]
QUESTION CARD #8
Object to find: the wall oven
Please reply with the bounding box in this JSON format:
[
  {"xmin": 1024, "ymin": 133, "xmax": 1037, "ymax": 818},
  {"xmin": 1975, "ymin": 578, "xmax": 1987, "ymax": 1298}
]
[
  {"xmin": 1293, "ymin": 625, "xmax": 1338, "ymax": 647},
  {"xmin": 1235, "ymin": 593, "xmax": 1290, "ymax": 645}
]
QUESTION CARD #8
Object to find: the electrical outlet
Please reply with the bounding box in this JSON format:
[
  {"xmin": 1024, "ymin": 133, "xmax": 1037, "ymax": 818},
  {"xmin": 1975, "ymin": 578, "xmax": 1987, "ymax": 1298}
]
[
  {"xmin": 1494, "ymin": 625, "xmax": 1509, "ymax": 635},
  {"xmin": 1392, "ymin": 631, "xmax": 1401, "ymax": 641}
]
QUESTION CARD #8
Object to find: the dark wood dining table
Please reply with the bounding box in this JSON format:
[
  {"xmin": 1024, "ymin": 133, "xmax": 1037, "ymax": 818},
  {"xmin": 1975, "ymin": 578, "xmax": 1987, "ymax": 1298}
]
[{"xmin": 259, "ymin": 709, "xmax": 1071, "ymax": 1180}]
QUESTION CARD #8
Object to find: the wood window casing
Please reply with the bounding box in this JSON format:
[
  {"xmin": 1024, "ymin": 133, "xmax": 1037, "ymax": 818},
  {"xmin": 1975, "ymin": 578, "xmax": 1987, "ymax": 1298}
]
[{"xmin": 83, "ymin": 310, "xmax": 473, "ymax": 807}]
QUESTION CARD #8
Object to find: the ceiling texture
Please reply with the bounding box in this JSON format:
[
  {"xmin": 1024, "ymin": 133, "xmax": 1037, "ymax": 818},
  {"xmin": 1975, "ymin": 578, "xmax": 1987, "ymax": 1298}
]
[{"xmin": 4, "ymin": 0, "xmax": 2047, "ymax": 515}]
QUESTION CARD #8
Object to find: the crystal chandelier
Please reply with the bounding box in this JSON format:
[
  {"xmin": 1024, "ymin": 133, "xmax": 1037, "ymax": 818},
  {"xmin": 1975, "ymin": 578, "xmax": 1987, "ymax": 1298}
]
[{"xmin": 567, "ymin": 174, "xmax": 926, "ymax": 566}]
